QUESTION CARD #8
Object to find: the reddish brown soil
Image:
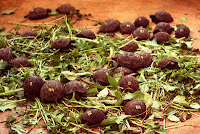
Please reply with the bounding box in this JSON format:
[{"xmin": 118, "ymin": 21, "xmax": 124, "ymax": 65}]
[{"xmin": 0, "ymin": 0, "xmax": 200, "ymax": 133}]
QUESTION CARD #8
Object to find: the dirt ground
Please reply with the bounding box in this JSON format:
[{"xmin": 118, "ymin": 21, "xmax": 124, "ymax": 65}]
[{"xmin": 0, "ymin": 0, "xmax": 200, "ymax": 134}]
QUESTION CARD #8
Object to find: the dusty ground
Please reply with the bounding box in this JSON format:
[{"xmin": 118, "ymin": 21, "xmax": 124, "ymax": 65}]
[{"xmin": 0, "ymin": 0, "xmax": 200, "ymax": 134}]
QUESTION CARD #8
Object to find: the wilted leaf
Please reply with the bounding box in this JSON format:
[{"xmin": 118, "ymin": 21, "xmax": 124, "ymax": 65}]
[
  {"xmin": 0, "ymin": 26, "xmax": 6, "ymax": 32},
  {"xmin": 173, "ymin": 95, "xmax": 190, "ymax": 107},
  {"xmin": 97, "ymin": 87, "xmax": 109, "ymax": 97},
  {"xmin": 0, "ymin": 99, "xmax": 17, "ymax": 112},
  {"xmin": 48, "ymin": 10, "xmax": 59, "ymax": 16},
  {"xmin": 162, "ymin": 84, "xmax": 179, "ymax": 92},
  {"xmin": 1, "ymin": 8, "xmax": 17, "ymax": 15},
  {"xmin": 167, "ymin": 114, "xmax": 180, "ymax": 122},
  {"xmin": 190, "ymin": 103, "xmax": 200, "ymax": 109},
  {"xmin": 61, "ymin": 71, "xmax": 91, "ymax": 80},
  {"xmin": 6, "ymin": 116, "xmax": 16, "ymax": 124},
  {"xmin": 143, "ymin": 92, "xmax": 153, "ymax": 108},
  {"xmin": 115, "ymin": 114, "xmax": 130, "ymax": 124}
]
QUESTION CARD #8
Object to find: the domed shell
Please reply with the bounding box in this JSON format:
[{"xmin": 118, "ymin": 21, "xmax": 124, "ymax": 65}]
[
  {"xmin": 138, "ymin": 51, "xmax": 153, "ymax": 68},
  {"xmin": 56, "ymin": 4, "xmax": 76, "ymax": 14},
  {"xmin": 51, "ymin": 38, "xmax": 70, "ymax": 49},
  {"xmin": 40, "ymin": 80, "xmax": 64, "ymax": 102},
  {"xmin": 119, "ymin": 75, "xmax": 139, "ymax": 93},
  {"xmin": 23, "ymin": 75, "xmax": 45, "ymax": 99},
  {"xmin": 99, "ymin": 19, "xmax": 120, "ymax": 33},
  {"xmin": 26, "ymin": 7, "xmax": 48, "ymax": 20},
  {"xmin": 117, "ymin": 52, "xmax": 142, "ymax": 69},
  {"xmin": 23, "ymin": 30, "xmax": 38, "ymax": 37},
  {"xmin": 120, "ymin": 40, "xmax": 138, "ymax": 52},
  {"xmin": 157, "ymin": 57, "xmax": 180, "ymax": 69},
  {"xmin": 0, "ymin": 48, "xmax": 13, "ymax": 62},
  {"xmin": 76, "ymin": 30, "xmax": 96, "ymax": 39},
  {"xmin": 65, "ymin": 80, "xmax": 87, "ymax": 94},
  {"xmin": 94, "ymin": 69, "xmax": 111, "ymax": 85},
  {"xmin": 175, "ymin": 25, "xmax": 190, "ymax": 38},
  {"xmin": 154, "ymin": 32, "xmax": 171, "ymax": 44},
  {"xmin": 150, "ymin": 11, "xmax": 173, "ymax": 23},
  {"xmin": 123, "ymin": 99, "xmax": 146, "ymax": 116},
  {"xmin": 81, "ymin": 109, "xmax": 105, "ymax": 124},
  {"xmin": 10, "ymin": 57, "xmax": 31, "ymax": 68},
  {"xmin": 119, "ymin": 21, "xmax": 136, "ymax": 34},
  {"xmin": 134, "ymin": 16, "xmax": 149, "ymax": 28},
  {"xmin": 111, "ymin": 67, "xmax": 134, "ymax": 76},
  {"xmin": 133, "ymin": 27, "xmax": 150, "ymax": 40},
  {"xmin": 153, "ymin": 22, "xmax": 174, "ymax": 34}
]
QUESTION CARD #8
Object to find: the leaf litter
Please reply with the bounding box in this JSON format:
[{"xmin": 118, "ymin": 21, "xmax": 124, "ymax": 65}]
[{"xmin": 0, "ymin": 15, "xmax": 200, "ymax": 134}]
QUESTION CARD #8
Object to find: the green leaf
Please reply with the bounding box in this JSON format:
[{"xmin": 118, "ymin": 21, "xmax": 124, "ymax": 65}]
[
  {"xmin": 180, "ymin": 17, "xmax": 187, "ymax": 22},
  {"xmin": 108, "ymin": 76, "xmax": 118, "ymax": 87},
  {"xmin": 87, "ymin": 88, "xmax": 98, "ymax": 94},
  {"xmin": 143, "ymin": 92, "xmax": 153, "ymax": 108},
  {"xmin": 101, "ymin": 117, "xmax": 117, "ymax": 125},
  {"xmin": 61, "ymin": 71, "xmax": 91, "ymax": 80},
  {"xmin": 1, "ymin": 8, "xmax": 17, "ymax": 15},
  {"xmin": 0, "ymin": 26, "xmax": 6, "ymax": 32},
  {"xmin": 48, "ymin": 10, "xmax": 59, "ymax": 16},
  {"xmin": 6, "ymin": 116, "xmax": 16, "ymax": 124},
  {"xmin": 162, "ymin": 84, "xmax": 179, "ymax": 92},
  {"xmin": 167, "ymin": 114, "xmax": 180, "ymax": 122},
  {"xmin": 97, "ymin": 87, "xmax": 109, "ymax": 97},
  {"xmin": 173, "ymin": 95, "xmax": 190, "ymax": 107},
  {"xmin": 51, "ymin": 113, "xmax": 65, "ymax": 123},
  {"xmin": 0, "ymin": 60, "xmax": 8, "ymax": 72},
  {"xmin": 115, "ymin": 114, "xmax": 131, "ymax": 124},
  {"xmin": 0, "ymin": 99, "xmax": 17, "ymax": 112}
]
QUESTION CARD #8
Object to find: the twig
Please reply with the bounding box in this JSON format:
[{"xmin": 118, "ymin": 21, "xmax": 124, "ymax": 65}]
[{"xmin": 77, "ymin": 76, "xmax": 92, "ymax": 85}]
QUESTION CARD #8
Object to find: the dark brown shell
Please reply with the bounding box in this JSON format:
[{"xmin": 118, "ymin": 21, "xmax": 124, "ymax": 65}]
[
  {"xmin": 175, "ymin": 25, "xmax": 190, "ymax": 38},
  {"xmin": 0, "ymin": 48, "xmax": 13, "ymax": 62},
  {"xmin": 153, "ymin": 22, "xmax": 174, "ymax": 34},
  {"xmin": 81, "ymin": 109, "xmax": 105, "ymax": 124},
  {"xmin": 117, "ymin": 52, "xmax": 142, "ymax": 69},
  {"xmin": 65, "ymin": 80, "xmax": 87, "ymax": 94},
  {"xmin": 120, "ymin": 40, "xmax": 138, "ymax": 52},
  {"xmin": 150, "ymin": 11, "xmax": 173, "ymax": 23},
  {"xmin": 157, "ymin": 57, "xmax": 180, "ymax": 69},
  {"xmin": 40, "ymin": 80, "xmax": 64, "ymax": 102},
  {"xmin": 10, "ymin": 57, "xmax": 31, "ymax": 68},
  {"xmin": 138, "ymin": 51, "xmax": 153, "ymax": 68},
  {"xmin": 133, "ymin": 27, "xmax": 150, "ymax": 40},
  {"xmin": 94, "ymin": 68, "xmax": 111, "ymax": 85},
  {"xmin": 111, "ymin": 67, "xmax": 134, "ymax": 76},
  {"xmin": 99, "ymin": 19, "xmax": 120, "ymax": 33},
  {"xmin": 134, "ymin": 16, "xmax": 149, "ymax": 28},
  {"xmin": 76, "ymin": 30, "xmax": 96, "ymax": 39},
  {"xmin": 51, "ymin": 38, "xmax": 70, "ymax": 49},
  {"xmin": 112, "ymin": 53, "xmax": 122, "ymax": 61},
  {"xmin": 154, "ymin": 32, "xmax": 171, "ymax": 44},
  {"xmin": 23, "ymin": 75, "xmax": 45, "ymax": 99},
  {"xmin": 123, "ymin": 99, "xmax": 146, "ymax": 116},
  {"xmin": 26, "ymin": 7, "xmax": 48, "ymax": 20},
  {"xmin": 119, "ymin": 75, "xmax": 139, "ymax": 93},
  {"xmin": 56, "ymin": 4, "xmax": 76, "ymax": 14},
  {"xmin": 119, "ymin": 21, "xmax": 136, "ymax": 34},
  {"xmin": 23, "ymin": 30, "xmax": 38, "ymax": 37}
]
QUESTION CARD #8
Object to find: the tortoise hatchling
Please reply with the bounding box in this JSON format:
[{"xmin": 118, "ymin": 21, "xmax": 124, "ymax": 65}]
[
  {"xmin": 117, "ymin": 52, "xmax": 142, "ymax": 69},
  {"xmin": 138, "ymin": 51, "xmax": 153, "ymax": 68},
  {"xmin": 23, "ymin": 75, "xmax": 45, "ymax": 99},
  {"xmin": 119, "ymin": 75, "xmax": 139, "ymax": 93},
  {"xmin": 119, "ymin": 21, "xmax": 136, "ymax": 34},
  {"xmin": 0, "ymin": 48, "xmax": 13, "ymax": 62},
  {"xmin": 133, "ymin": 27, "xmax": 150, "ymax": 40},
  {"xmin": 25, "ymin": 7, "xmax": 50, "ymax": 20},
  {"xmin": 51, "ymin": 38, "xmax": 71, "ymax": 49},
  {"xmin": 111, "ymin": 67, "xmax": 134, "ymax": 76},
  {"xmin": 23, "ymin": 30, "xmax": 38, "ymax": 37},
  {"xmin": 81, "ymin": 109, "xmax": 106, "ymax": 124},
  {"xmin": 76, "ymin": 30, "xmax": 96, "ymax": 39},
  {"xmin": 64, "ymin": 80, "xmax": 87, "ymax": 100},
  {"xmin": 175, "ymin": 25, "xmax": 190, "ymax": 38},
  {"xmin": 123, "ymin": 99, "xmax": 146, "ymax": 116},
  {"xmin": 99, "ymin": 19, "xmax": 120, "ymax": 33},
  {"xmin": 56, "ymin": 4, "xmax": 76, "ymax": 14},
  {"xmin": 134, "ymin": 16, "xmax": 149, "ymax": 28},
  {"xmin": 10, "ymin": 57, "xmax": 31, "ymax": 68},
  {"xmin": 153, "ymin": 22, "xmax": 174, "ymax": 34},
  {"xmin": 150, "ymin": 11, "xmax": 173, "ymax": 23},
  {"xmin": 154, "ymin": 32, "xmax": 171, "ymax": 44},
  {"xmin": 40, "ymin": 80, "xmax": 64, "ymax": 102},
  {"xmin": 157, "ymin": 57, "xmax": 180, "ymax": 69},
  {"xmin": 120, "ymin": 40, "xmax": 138, "ymax": 52},
  {"xmin": 94, "ymin": 68, "xmax": 111, "ymax": 86}
]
